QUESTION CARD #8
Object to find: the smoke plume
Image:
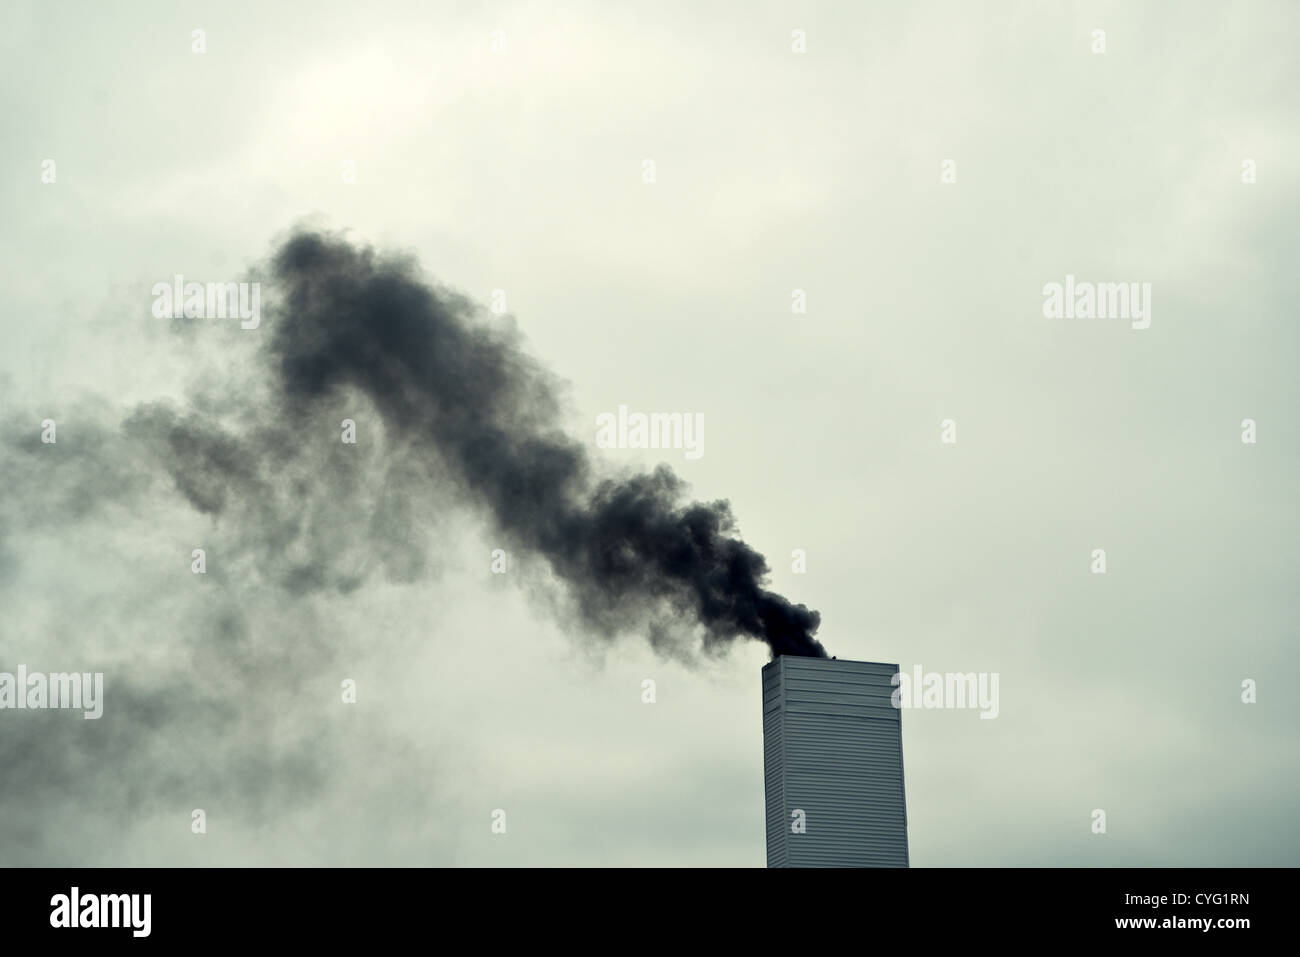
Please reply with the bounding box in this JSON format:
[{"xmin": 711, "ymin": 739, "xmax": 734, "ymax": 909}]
[
  {"xmin": 262, "ymin": 230, "xmax": 825, "ymax": 659},
  {"xmin": 0, "ymin": 227, "xmax": 823, "ymax": 863}
]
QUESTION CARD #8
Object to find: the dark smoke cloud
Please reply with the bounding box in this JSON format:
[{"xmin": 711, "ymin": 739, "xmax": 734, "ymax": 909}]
[
  {"xmin": 0, "ymin": 226, "xmax": 822, "ymax": 864},
  {"xmin": 263, "ymin": 230, "xmax": 825, "ymax": 659},
  {"xmin": 11, "ymin": 230, "xmax": 824, "ymax": 659}
]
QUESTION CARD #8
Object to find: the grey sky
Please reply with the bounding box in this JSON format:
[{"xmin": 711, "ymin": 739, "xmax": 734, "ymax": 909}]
[{"xmin": 0, "ymin": 0, "xmax": 1296, "ymax": 865}]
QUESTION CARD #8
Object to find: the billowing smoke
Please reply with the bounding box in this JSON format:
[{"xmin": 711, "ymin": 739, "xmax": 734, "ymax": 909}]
[
  {"xmin": 263, "ymin": 230, "xmax": 825, "ymax": 659},
  {"xmin": 4, "ymin": 228, "xmax": 825, "ymax": 663},
  {"xmin": 0, "ymin": 226, "xmax": 823, "ymax": 864}
]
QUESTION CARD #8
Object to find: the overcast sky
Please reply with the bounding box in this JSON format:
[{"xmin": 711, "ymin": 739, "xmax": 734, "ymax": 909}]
[{"xmin": 1, "ymin": 0, "xmax": 1297, "ymax": 866}]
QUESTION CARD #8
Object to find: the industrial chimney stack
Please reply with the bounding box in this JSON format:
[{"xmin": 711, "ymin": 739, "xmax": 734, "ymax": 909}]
[{"xmin": 762, "ymin": 656, "xmax": 909, "ymax": 867}]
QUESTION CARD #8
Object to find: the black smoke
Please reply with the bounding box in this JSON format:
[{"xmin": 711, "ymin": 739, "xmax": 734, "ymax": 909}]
[
  {"xmin": 264, "ymin": 230, "xmax": 825, "ymax": 659},
  {"xmin": 0, "ymin": 227, "xmax": 823, "ymax": 864}
]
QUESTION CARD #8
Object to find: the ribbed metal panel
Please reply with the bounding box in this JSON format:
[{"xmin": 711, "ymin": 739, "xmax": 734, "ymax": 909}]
[
  {"xmin": 762, "ymin": 663, "xmax": 786, "ymax": 867},
  {"xmin": 761, "ymin": 656, "xmax": 909, "ymax": 868}
]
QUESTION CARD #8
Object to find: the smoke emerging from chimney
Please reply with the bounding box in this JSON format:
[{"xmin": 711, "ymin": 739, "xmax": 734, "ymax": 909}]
[{"xmin": 264, "ymin": 230, "xmax": 825, "ymax": 659}]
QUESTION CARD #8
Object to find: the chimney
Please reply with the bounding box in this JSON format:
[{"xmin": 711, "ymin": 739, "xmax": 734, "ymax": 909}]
[{"xmin": 762, "ymin": 655, "xmax": 909, "ymax": 867}]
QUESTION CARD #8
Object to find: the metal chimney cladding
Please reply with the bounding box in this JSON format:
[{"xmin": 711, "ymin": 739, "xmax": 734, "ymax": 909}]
[{"xmin": 762, "ymin": 656, "xmax": 909, "ymax": 867}]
